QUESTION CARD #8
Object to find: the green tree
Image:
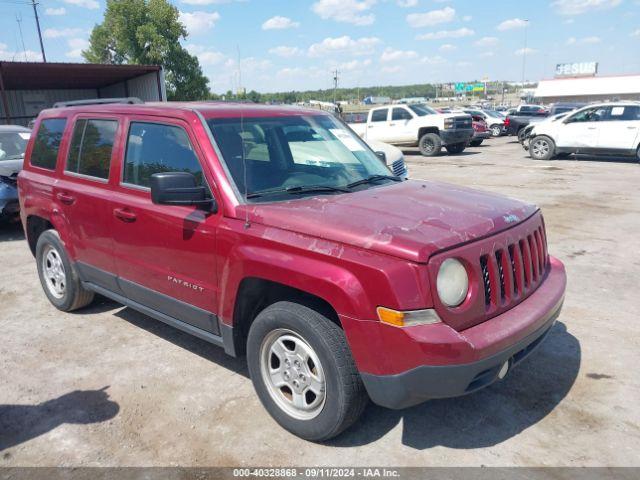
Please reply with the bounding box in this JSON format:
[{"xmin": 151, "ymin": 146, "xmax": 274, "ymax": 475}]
[{"xmin": 83, "ymin": 0, "xmax": 210, "ymax": 101}]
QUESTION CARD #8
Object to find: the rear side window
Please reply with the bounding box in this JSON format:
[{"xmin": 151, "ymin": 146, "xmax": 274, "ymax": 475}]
[
  {"xmin": 371, "ymin": 109, "xmax": 388, "ymax": 122},
  {"xmin": 66, "ymin": 119, "xmax": 117, "ymax": 180},
  {"xmin": 123, "ymin": 122, "xmax": 203, "ymax": 188},
  {"xmin": 392, "ymin": 108, "xmax": 412, "ymax": 121},
  {"xmin": 30, "ymin": 118, "xmax": 67, "ymax": 170}
]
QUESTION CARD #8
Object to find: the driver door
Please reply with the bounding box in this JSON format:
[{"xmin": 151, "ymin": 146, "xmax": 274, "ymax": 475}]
[{"xmin": 556, "ymin": 106, "xmax": 606, "ymax": 151}]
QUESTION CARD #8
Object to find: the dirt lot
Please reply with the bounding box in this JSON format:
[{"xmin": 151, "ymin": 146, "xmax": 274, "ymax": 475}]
[{"xmin": 1, "ymin": 136, "xmax": 639, "ymax": 467}]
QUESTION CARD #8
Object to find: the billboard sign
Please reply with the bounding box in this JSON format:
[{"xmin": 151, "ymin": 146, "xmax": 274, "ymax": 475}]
[{"xmin": 555, "ymin": 62, "xmax": 598, "ymax": 77}]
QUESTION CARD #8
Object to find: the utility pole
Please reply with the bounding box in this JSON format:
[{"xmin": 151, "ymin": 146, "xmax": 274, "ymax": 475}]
[
  {"xmin": 332, "ymin": 69, "xmax": 339, "ymax": 105},
  {"xmin": 521, "ymin": 19, "xmax": 529, "ymax": 90},
  {"xmin": 16, "ymin": 13, "xmax": 27, "ymax": 61},
  {"xmin": 31, "ymin": 0, "xmax": 46, "ymax": 62}
]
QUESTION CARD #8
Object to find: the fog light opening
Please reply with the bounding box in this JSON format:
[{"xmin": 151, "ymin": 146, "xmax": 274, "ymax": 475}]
[{"xmin": 497, "ymin": 361, "xmax": 510, "ymax": 380}]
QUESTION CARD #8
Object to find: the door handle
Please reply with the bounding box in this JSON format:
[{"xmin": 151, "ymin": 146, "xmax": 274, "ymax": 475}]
[
  {"xmin": 113, "ymin": 207, "xmax": 137, "ymax": 223},
  {"xmin": 587, "ymin": 127, "xmax": 597, "ymax": 130},
  {"xmin": 56, "ymin": 192, "xmax": 76, "ymax": 205}
]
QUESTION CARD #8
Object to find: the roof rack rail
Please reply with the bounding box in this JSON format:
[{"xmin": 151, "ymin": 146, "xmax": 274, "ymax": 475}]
[{"xmin": 53, "ymin": 97, "xmax": 143, "ymax": 108}]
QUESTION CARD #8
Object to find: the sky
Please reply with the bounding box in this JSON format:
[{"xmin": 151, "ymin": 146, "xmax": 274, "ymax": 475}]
[{"xmin": 0, "ymin": 0, "xmax": 639, "ymax": 94}]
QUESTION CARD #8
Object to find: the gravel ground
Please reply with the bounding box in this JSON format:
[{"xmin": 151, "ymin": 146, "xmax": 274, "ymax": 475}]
[{"xmin": 1, "ymin": 136, "xmax": 639, "ymax": 467}]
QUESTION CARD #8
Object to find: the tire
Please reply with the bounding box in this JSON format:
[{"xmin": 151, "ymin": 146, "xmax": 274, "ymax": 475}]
[
  {"xmin": 247, "ymin": 301, "xmax": 368, "ymax": 441},
  {"xmin": 469, "ymin": 139, "xmax": 483, "ymax": 147},
  {"xmin": 418, "ymin": 133, "xmax": 442, "ymax": 157},
  {"xmin": 445, "ymin": 142, "xmax": 466, "ymax": 154},
  {"xmin": 636, "ymin": 145, "xmax": 640, "ymax": 163},
  {"xmin": 529, "ymin": 135, "xmax": 555, "ymax": 160},
  {"xmin": 517, "ymin": 129, "xmax": 528, "ymax": 143},
  {"xmin": 36, "ymin": 229, "xmax": 94, "ymax": 311},
  {"xmin": 491, "ymin": 125, "xmax": 502, "ymax": 137}
]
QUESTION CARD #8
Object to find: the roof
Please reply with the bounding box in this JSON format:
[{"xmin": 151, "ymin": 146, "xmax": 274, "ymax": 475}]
[
  {"xmin": 40, "ymin": 101, "xmax": 328, "ymax": 119},
  {"xmin": 535, "ymin": 74, "xmax": 640, "ymax": 98},
  {"xmin": 0, "ymin": 61, "xmax": 161, "ymax": 90}
]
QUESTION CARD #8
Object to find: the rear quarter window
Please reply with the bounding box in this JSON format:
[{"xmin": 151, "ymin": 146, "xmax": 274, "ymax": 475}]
[{"xmin": 30, "ymin": 118, "xmax": 67, "ymax": 170}]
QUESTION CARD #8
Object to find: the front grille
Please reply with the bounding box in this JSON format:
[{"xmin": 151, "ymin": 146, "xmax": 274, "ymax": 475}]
[
  {"xmin": 479, "ymin": 224, "xmax": 549, "ymax": 310},
  {"xmin": 391, "ymin": 158, "xmax": 407, "ymax": 177},
  {"xmin": 428, "ymin": 211, "xmax": 550, "ymax": 331}
]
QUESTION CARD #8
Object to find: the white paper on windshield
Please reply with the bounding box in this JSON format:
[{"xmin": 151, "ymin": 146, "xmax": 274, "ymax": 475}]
[
  {"xmin": 329, "ymin": 129, "xmax": 365, "ymax": 151},
  {"xmin": 19, "ymin": 133, "xmax": 31, "ymax": 140},
  {"xmin": 610, "ymin": 106, "xmax": 625, "ymax": 116}
]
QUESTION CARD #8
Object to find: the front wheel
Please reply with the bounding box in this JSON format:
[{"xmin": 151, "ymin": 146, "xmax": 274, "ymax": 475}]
[
  {"xmin": 418, "ymin": 133, "xmax": 442, "ymax": 157},
  {"xmin": 529, "ymin": 135, "xmax": 555, "ymax": 160},
  {"xmin": 445, "ymin": 143, "xmax": 466, "ymax": 154},
  {"xmin": 491, "ymin": 125, "xmax": 502, "ymax": 137},
  {"xmin": 247, "ymin": 302, "xmax": 368, "ymax": 441}
]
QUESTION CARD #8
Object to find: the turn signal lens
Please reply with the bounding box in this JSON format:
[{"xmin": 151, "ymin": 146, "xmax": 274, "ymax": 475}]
[{"xmin": 376, "ymin": 307, "xmax": 441, "ymax": 327}]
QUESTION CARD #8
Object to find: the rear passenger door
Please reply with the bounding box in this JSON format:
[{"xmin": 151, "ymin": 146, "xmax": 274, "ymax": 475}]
[
  {"xmin": 366, "ymin": 108, "xmax": 390, "ymax": 142},
  {"xmin": 389, "ymin": 107, "xmax": 415, "ymax": 143},
  {"xmin": 109, "ymin": 117, "xmax": 221, "ymax": 335},
  {"xmin": 596, "ymin": 105, "xmax": 640, "ymax": 151},
  {"xmin": 56, "ymin": 115, "xmax": 120, "ymax": 281}
]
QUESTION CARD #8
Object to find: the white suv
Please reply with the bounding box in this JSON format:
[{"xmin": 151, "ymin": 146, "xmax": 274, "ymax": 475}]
[{"xmin": 528, "ymin": 102, "xmax": 640, "ymax": 162}]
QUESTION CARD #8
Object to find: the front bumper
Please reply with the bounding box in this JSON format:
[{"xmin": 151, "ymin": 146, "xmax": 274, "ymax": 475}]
[
  {"xmin": 440, "ymin": 128, "xmax": 474, "ymax": 146},
  {"xmin": 0, "ymin": 183, "xmax": 19, "ymax": 220},
  {"xmin": 344, "ymin": 256, "xmax": 566, "ymax": 409}
]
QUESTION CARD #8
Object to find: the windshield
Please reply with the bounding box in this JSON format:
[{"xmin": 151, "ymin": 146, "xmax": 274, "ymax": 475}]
[
  {"xmin": 408, "ymin": 104, "xmax": 437, "ymax": 116},
  {"xmin": 0, "ymin": 131, "xmax": 30, "ymax": 161},
  {"xmin": 207, "ymin": 114, "xmax": 395, "ymax": 202}
]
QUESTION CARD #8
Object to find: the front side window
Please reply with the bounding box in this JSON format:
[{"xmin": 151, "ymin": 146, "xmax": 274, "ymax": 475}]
[
  {"xmin": 392, "ymin": 108, "xmax": 413, "ymax": 121},
  {"xmin": 568, "ymin": 107, "xmax": 608, "ymax": 123},
  {"xmin": 30, "ymin": 118, "xmax": 67, "ymax": 170},
  {"xmin": 370, "ymin": 109, "xmax": 388, "ymax": 122},
  {"xmin": 66, "ymin": 119, "xmax": 117, "ymax": 180},
  {"xmin": 123, "ymin": 122, "xmax": 204, "ymax": 188},
  {"xmin": 207, "ymin": 114, "xmax": 393, "ymax": 202}
]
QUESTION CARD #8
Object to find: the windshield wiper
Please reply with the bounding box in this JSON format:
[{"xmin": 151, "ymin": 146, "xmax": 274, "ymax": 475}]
[
  {"xmin": 345, "ymin": 174, "xmax": 402, "ymax": 189},
  {"xmin": 246, "ymin": 184, "xmax": 350, "ymax": 199}
]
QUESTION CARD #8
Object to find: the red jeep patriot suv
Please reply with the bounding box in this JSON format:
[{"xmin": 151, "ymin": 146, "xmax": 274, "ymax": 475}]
[{"xmin": 18, "ymin": 101, "xmax": 566, "ymax": 441}]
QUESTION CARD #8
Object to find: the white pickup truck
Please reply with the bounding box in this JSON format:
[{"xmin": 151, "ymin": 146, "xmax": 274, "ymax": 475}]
[{"xmin": 347, "ymin": 104, "xmax": 474, "ymax": 156}]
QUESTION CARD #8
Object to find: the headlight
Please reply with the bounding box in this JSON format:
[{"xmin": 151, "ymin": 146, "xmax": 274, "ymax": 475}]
[{"xmin": 437, "ymin": 258, "xmax": 469, "ymax": 307}]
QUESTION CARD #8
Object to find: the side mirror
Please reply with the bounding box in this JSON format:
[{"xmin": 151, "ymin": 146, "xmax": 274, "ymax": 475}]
[
  {"xmin": 375, "ymin": 151, "xmax": 387, "ymax": 163},
  {"xmin": 150, "ymin": 172, "xmax": 217, "ymax": 212}
]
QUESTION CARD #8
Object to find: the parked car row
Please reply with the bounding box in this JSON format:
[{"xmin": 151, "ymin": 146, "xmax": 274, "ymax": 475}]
[{"xmin": 0, "ymin": 125, "xmax": 31, "ymax": 223}]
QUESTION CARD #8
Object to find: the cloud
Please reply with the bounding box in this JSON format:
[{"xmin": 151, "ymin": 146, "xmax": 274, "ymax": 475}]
[
  {"xmin": 0, "ymin": 43, "xmax": 42, "ymax": 61},
  {"xmin": 396, "ymin": 0, "xmax": 417, "ymax": 6},
  {"xmin": 186, "ymin": 44, "xmax": 226, "ymax": 65},
  {"xmin": 566, "ymin": 35, "xmax": 601, "ymax": 45},
  {"xmin": 268, "ymin": 46, "xmax": 302, "ymax": 57},
  {"xmin": 439, "ymin": 43, "xmax": 456, "ymax": 51},
  {"xmin": 312, "ymin": 0, "xmax": 376, "ymax": 26},
  {"xmin": 380, "ymin": 47, "xmax": 418, "ymax": 62},
  {"xmin": 416, "ymin": 27, "xmax": 474, "ymax": 40},
  {"xmin": 456, "ymin": 61, "xmax": 472, "ymax": 67},
  {"xmin": 62, "ymin": 0, "xmax": 99, "ymax": 9},
  {"xmin": 420, "ymin": 55, "xmax": 446, "ymax": 65},
  {"xmin": 44, "ymin": 28, "xmax": 85, "ymax": 39},
  {"xmin": 179, "ymin": 11, "xmax": 220, "ymax": 35},
  {"xmin": 474, "ymin": 36, "xmax": 498, "ymax": 47},
  {"xmin": 382, "ymin": 65, "xmax": 402, "ymax": 74},
  {"xmin": 181, "ymin": 0, "xmax": 242, "ymax": 4},
  {"xmin": 45, "ymin": 7, "xmax": 66, "ymax": 15},
  {"xmin": 497, "ymin": 18, "xmax": 528, "ymax": 31},
  {"xmin": 308, "ymin": 36, "xmax": 381, "ymax": 57},
  {"xmin": 337, "ymin": 58, "xmax": 372, "ymax": 71},
  {"xmin": 66, "ymin": 38, "xmax": 89, "ymax": 59},
  {"xmin": 262, "ymin": 16, "xmax": 300, "ymax": 30},
  {"xmin": 479, "ymin": 51, "xmax": 495, "ymax": 58},
  {"xmin": 462, "ymin": 15, "xmax": 472, "ymax": 21},
  {"xmin": 551, "ymin": 0, "xmax": 621, "ymax": 15},
  {"xmin": 407, "ymin": 6, "xmax": 455, "ymax": 27},
  {"xmin": 515, "ymin": 47, "xmax": 537, "ymax": 56},
  {"xmin": 630, "ymin": 29, "xmax": 640, "ymax": 37}
]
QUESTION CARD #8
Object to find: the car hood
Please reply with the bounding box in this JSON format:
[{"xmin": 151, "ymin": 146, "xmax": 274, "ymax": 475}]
[
  {"xmin": 237, "ymin": 180, "xmax": 538, "ymax": 263},
  {"xmin": 0, "ymin": 159, "xmax": 23, "ymax": 177}
]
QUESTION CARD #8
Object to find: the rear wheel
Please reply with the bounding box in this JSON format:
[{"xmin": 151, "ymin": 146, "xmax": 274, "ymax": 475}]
[
  {"xmin": 636, "ymin": 145, "xmax": 640, "ymax": 163},
  {"xmin": 36, "ymin": 230, "xmax": 94, "ymax": 311},
  {"xmin": 469, "ymin": 139, "xmax": 483, "ymax": 147},
  {"xmin": 247, "ymin": 301, "xmax": 368, "ymax": 441},
  {"xmin": 491, "ymin": 125, "xmax": 502, "ymax": 137},
  {"xmin": 418, "ymin": 133, "xmax": 442, "ymax": 157},
  {"xmin": 530, "ymin": 135, "xmax": 555, "ymax": 160},
  {"xmin": 446, "ymin": 143, "xmax": 466, "ymax": 154}
]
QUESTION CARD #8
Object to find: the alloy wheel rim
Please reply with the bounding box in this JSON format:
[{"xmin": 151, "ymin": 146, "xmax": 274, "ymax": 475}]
[
  {"xmin": 492, "ymin": 126, "xmax": 501, "ymax": 136},
  {"xmin": 42, "ymin": 246, "xmax": 66, "ymax": 299},
  {"xmin": 422, "ymin": 139, "xmax": 434, "ymax": 153},
  {"xmin": 532, "ymin": 139, "xmax": 549, "ymax": 158},
  {"xmin": 260, "ymin": 328, "xmax": 326, "ymax": 420}
]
